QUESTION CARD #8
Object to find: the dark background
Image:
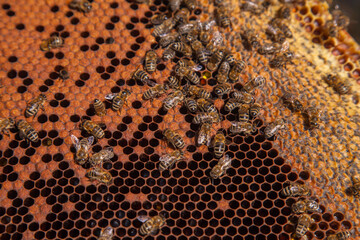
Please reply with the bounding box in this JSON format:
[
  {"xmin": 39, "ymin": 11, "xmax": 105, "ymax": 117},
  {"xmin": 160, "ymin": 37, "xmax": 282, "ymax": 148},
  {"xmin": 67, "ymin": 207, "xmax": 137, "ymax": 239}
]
[{"xmin": 334, "ymin": 0, "xmax": 360, "ymax": 42}]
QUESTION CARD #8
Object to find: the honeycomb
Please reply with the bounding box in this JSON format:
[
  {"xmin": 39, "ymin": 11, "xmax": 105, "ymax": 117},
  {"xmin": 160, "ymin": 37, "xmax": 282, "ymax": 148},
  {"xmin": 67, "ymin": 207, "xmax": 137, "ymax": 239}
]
[{"xmin": 0, "ymin": 0, "xmax": 359, "ymax": 239}]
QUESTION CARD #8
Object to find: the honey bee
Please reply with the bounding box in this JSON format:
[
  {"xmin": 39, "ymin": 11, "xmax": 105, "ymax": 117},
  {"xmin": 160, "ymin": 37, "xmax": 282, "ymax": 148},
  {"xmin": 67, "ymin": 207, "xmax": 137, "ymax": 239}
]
[
  {"xmin": 98, "ymin": 227, "xmax": 114, "ymax": 240},
  {"xmin": 174, "ymin": 8, "xmax": 190, "ymax": 24},
  {"xmin": 210, "ymin": 154, "xmax": 233, "ymax": 180},
  {"xmin": 59, "ymin": 68, "xmax": 69, "ymax": 81},
  {"xmin": 191, "ymin": 40, "xmax": 210, "ymax": 65},
  {"xmin": 71, "ymin": 135, "xmax": 94, "ymax": 165},
  {"xmin": 217, "ymin": 61, "xmax": 230, "ymax": 84},
  {"xmin": 105, "ymin": 89, "xmax": 131, "ymax": 114},
  {"xmin": 258, "ymin": 42, "xmax": 282, "ymax": 55},
  {"xmin": 232, "ymin": 90, "xmax": 254, "ymax": 104},
  {"xmin": 270, "ymin": 18, "xmax": 293, "ymax": 38},
  {"xmin": 139, "ymin": 215, "xmax": 166, "ymax": 236},
  {"xmin": 86, "ymin": 167, "xmax": 113, "ymax": 185},
  {"xmin": 183, "ymin": 0, "xmax": 196, "ymax": 11},
  {"xmin": 93, "ymin": 99, "xmax": 106, "ymax": 116},
  {"xmin": 249, "ymin": 103, "xmax": 261, "ymax": 118},
  {"xmin": 152, "ymin": 18, "xmax": 176, "ymax": 37},
  {"xmin": 229, "ymin": 61, "xmax": 246, "ymax": 83},
  {"xmin": 163, "ymin": 47, "xmax": 176, "ymax": 61},
  {"xmin": 242, "ymin": 76, "xmax": 265, "ymax": 93},
  {"xmin": 277, "ymin": 6, "xmax": 291, "ymax": 19},
  {"xmin": 159, "ymin": 150, "xmax": 184, "ymax": 171},
  {"xmin": 144, "ymin": 50, "xmax": 158, "ymax": 74},
  {"xmin": 212, "ymin": 131, "xmax": 229, "ymax": 158},
  {"xmin": 241, "ymin": 0, "xmax": 264, "ymax": 15},
  {"xmin": 197, "ymin": 98, "xmax": 217, "ymax": 113},
  {"xmin": 169, "ymin": 0, "xmax": 181, "ymax": 11},
  {"xmin": 143, "ymin": 84, "xmax": 169, "ymax": 101},
  {"xmin": 281, "ymin": 182, "xmax": 311, "ymax": 197},
  {"xmin": 40, "ymin": 36, "xmax": 64, "ymax": 51},
  {"xmin": 197, "ymin": 122, "xmax": 212, "ymax": 146},
  {"xmin": 187, "ymin": 85, "xmax": 211, "ymax": 99},
  {"xmin": 295, "ymin": 214, "xmax": 313, "ymax": 239},
  {"xmin": 170, "ymin": 42, "xmax": 192, "ymax": 57},
  {"xmin": 167, "ymin": 76, "xmax": 181, "ymax": 89},
  {"xmin": 264, "ymin": 118, "xmax": 285, "ymax": 139},
  {"xmin": 175, "ymin": 66, "xmax": 200, "ymax": 85},
  {"xmin": 17, "ymin": 120, "xmax": 39, "ymax": 142},
  {"xmin": 0, "ymin": 118, "xmax": 15, "ymax": 136},
  {"xmin": 184, "ymin": 97, "xmax": 198, "ymax": 113},
  {"xmin": 269, "ymin": 51, "xmax": 294, "ymax": 68},
  {"xmin": 229, "ymin": 121, "xmax": 255, "ymax": 136},
  {"xmin": 327, "ymin": 231, "xmax": 351, "ymax": 240},
  {"xmin": 163, "ymin": 90, "xmax": 185, "ymax": 111},
  {"xmin": 25, "ymin": 94, "xmax": 47, "ymax": 118},
  {"xmin": 199, "ymin": 30, "xmax": 211, "ymax": 45},
  {"xmin": 163, "ymin": 128, "xmax": 185, "ymax": 149},
  {"xmin": 348, "ymin": 175, "xmax": 360, "ymax": 198},
  {"xmin": 151, "ymin": 14, "xmax": 169, "ymax": 25},
  {"xmin": 324, "ymin": 9, "xmax": 350, "ymax": 37},
  {"xmin": 266, "ymin": 24, "xmax": 286, "ymax": 43},
  {"xmin": 282, "ymin": 91, "xmax": 303, "ymax": 112},
  {"xmin": 216, "ymin": 4, "xmax": 231, "ymax": 28},
  {"xmin": 224, "ymin": 98, "xmax": 241, "ymax": 112},
  {"xmin": 159, "ymin": 32, "xmax": 180, "ymax": 48},
  {"xmin": 89, "ymin": 147, "xmax": 114, "ymax": 167},
  {"xmin": 214, "ymin": 83, "xmax": 232, "ymax": 96},
  {"xmin": 81, "ymin": 120, "xmax": 105, "ymax": 139},
  {"xmin": 324, "ymin": 74, "xmax": 351, "ymax": 95},
  {"xmin": 177, "ymin": 58, "xmax": 200, "ymax": 69},
  {"xmin": 303, "ymin": 107, "xmax": 321, "ymax": 130},
  {"xmin": 193, "ymin": 112, "xmax": 221, "ymax": 124},
  {"xmin": 69, "ymin": 0, "xmax": 92, "ymax": 13},
  {"xmin": 132, "ymin": 67, "xmax": 155, "ymax": 86},
  {"xmin": 238, "ymin": 104, "xmax": 250, "ymax": 122},
  {"xmin": 224, "ymin": 53, "xmax": 236, "ymax": 66},
  {"xmin": 207, "ymin": 48, "xmax": 225, "ymax": 71},
  {"xmin": 206, "ymin": 31, "xmax": 224, "ymax": 53},
  {"xmin": 292, "ymin": 199, "xmax": 321, "ymax": 214},
  {"xmin": 242, "ymin": 29, "xmax": 260, "ymax": 49}
]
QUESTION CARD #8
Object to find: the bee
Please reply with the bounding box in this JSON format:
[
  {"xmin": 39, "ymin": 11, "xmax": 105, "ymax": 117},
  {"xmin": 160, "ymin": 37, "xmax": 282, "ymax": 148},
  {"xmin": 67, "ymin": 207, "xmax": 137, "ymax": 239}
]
[
  {"xmin": 59, "ymin": 68, "xmax": 69, "ymax": 81},
  {"xmin": 212, "ymin": 131, "xmax": 228, "ymax": 158},
  {"xmin": 25, "ymin": 94, "xmax": 47, "ymax": 118},
  {"xmin": 93, "ymin": 99, "xmax": 106, "ymax": 116},
  {"xmin": 174, "ymin": 8, "xmax": 190, "ymax": 24},
  {"xmin": 303, "ymin": 107, "xmax": 321, "ymax": 129},
  {"xmin": 163, "ymin": 47, "xmax": 176, "ymax": 62},
  {"xmin": 207, "ymin": 48, "xmax": 225, "ymax": 71},
  {"xmin": 69, "ymin": 0, "xmax": 92, "ymax": 13},
  {"xmin": 292, "ymin": 199, "xmax": 321, "ymax": 214},
  {"xmin": 71, "ymin": 135, "xmax": 94, "ymax": 165},
  {"xmin": 175, "ymin": 66, "xmax": 200, "ymax": 85},
  {"xmin": 159, "ymin": 150, "xmax": 184, "ymax": 171},
  {"xmin": 229, "ymin": 61, "xmax": 246, "ymax": 83},
  {"xmin": 224, "ymin": 98, "xmax": 241, "ymax": 112},
  {"xmin": 229, "ymin": 121, "xmax": 255, "ymax": 136},
  {"xmin": 98, "ymin": 227, "xmax": 114, "ymax": 240},
  {"xmin": 40, "ymin": 36, "xmax": 64, "ymax": 51},
  {"xmin": 206, "ymin": 31, "xmax": 224, "ymax": 53},
  {"xmin": 89, "ymin": 147, "xmax": 114, "ymax": 167},
  {"xmin": 224, "ymin": 53, "xmax": 236, "ymax": 66},
  {"xmin": 214, "ymin": 83, "xmax": 232, "ymax": 96},
  {"xmin": 163, "ymin": 128, "xmax": 185, "ymax": 149},
  {"xmin": 187, "ymin": 85, "xmax": 211, "ymax": 99},
  {"xmin": 184, "ymin": 97, "xmax": 198, "ymax": 113},
  {"xmin": 163, "ymin": 90, "xmax": 185, "ymax": 111},
  {"xmin": 169, "ymin": 0, "xmax": 181, "ymax": 11},
  {"xmin": 249, "ymin": 103, "xmax": 261, "ymax": 118},
  {"xmin": 193, "ymin": 112, "xmax": 221, "ymax": 124},
  {"xmin": 151, "ymin": 14, "xmax": 168, "ymax": 25},
  {"xmin": 270, "ymin": 18, "xmax": 293, "ymax": 38},
  {"xmin": 269, "ymin": 51, "xmax": 294, "ymax": 68},
  {"xmin": 177, "ymin": 58, "xmax": 200, "ymax": 69},
  {"xmin": 324, "ymin": 74, "xmax": 351, "ymax": 95},
  {"xmin": 16, "ymin": 120, "xmax": 39, "ymax": 142},
  {"xmin": 86, "ymin": 167, "xmax": 113, "ymax": 185},
  {"xmin": 266, "ymin": 24, "xmax": 286, "ymax": 43},
  {"xmin": 348, "ymin": 175, "xmax": 360, "ymax": 198},
  {"xmin": 258, "ymin": 42, "xmax": 282, "ymax": 55},
  {"xmin": 152, "ymin": 18, "xmax": 176, "ymax": 37},
  {"xmin": 191, "ymin": 40, "xmax": 209, "ymax": 65},
  {"xmin": 232, "ymin": 90, "xmax": 253, "ymax": 104},
  {"xmin": 282, "ymin": 91, "xmax": 303, "ymax": 112},
  {"xmin": 242, "ymin": 29, "xmax": 260, "ymax": 49},
  {"xmin": 238, "ymin": 104, "xmax": 250, "ymax": 122},
  {"xmin": 177, "ymin": 22, "xmax": 197, "ymax": 35},
  {"xmin": 105, "ymin": 89, "xmax": 131, "ymax": 114},
  {"xmin": 210, "ymin": 154, "xmax": 232, "ymax": 180},
  {"xmin": 139, "ymin": 215, "xmax": 166, "ymax": 236},
  {"xmin": 170, "ymin": 42, "xmax": 192, "ymax": 57},
  {"xmin": 167, "ymin": 76, "xmax": 181, "ymax": 89},
  {"xmin": 241, "ymin": 0, "xmax": 264, "ymax": 15},
  {"xmin": 197, "ymin": 122, "xmax": 212, "ymax": 146},
  {"xmin": 242, "ymin": 76, "xmax": 266, "ymax": 93},
  {"xmin": 277, "ymin": 6, "xmax": 291, "ymax": 19},
  {"xmin": 197, "ymin": 98, "xmax": 217, "ymax": 113},
  {"xmin": 144, "ymin": 50, "xmax": 158, "ymax": 74},
  {"xmin": 143, "ymin": 84, "xmax": 169, "ymax": 101},
  {"xmin": 324, "ymin": 9, "xmax": 350, "ymax": 37},
  {"xmin": 81, "ymin": 120, "xmax": 105, "ymax": 139},
  {"xmin": 217, "ymin": 61, "xmax": 230, "ymax": 84},
  {"xmin": 159, "ymin": 32, "xmax": 180, "ymax": 48},
  {"xmin": 216, "ymin": 4, "xmax": 231, "ymax": 28},
  {"xmin": 295, "ymin": 214, "xmax": 313, "ymax": 239},
  {"xmin": 183, "ymin": 0, "xmax": 196, "ymax": 11},
  {"xmin": 264, "ymin": 118, "xmax": 285, "ymax": 139},
  {"xmin": 199, "ymin": 30, "xmax": 212, "ymax": 45},
  {"xmin": 132, "ymin": 67, "xmax": 155, "ymax": 86},
  {"xmin": 0, "ymin": 118, "xmax": 15, "ymax": 136},
  {"xmin": 281, "ymin": 182, "xmax": 311, "ymax": 197},
  {"xmin": 327, "ymin": 231, "xmax": 351, "ymax": 240}
]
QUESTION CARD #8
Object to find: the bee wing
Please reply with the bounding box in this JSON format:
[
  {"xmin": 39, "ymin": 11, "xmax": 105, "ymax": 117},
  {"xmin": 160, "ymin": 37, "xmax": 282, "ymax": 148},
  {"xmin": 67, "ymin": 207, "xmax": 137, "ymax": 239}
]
[
  {"xmin": 219, "ymin": 155, "xmax": 232, "ymax": 170},
  {"xmin": 202, "ymin": 19, "xmax": 216, "ymax": 31},
  {"xmin": 211, "ymin": 31, "xmax": 224, "ymax": 46},
  {"xmin": 137, "ymin": 215, "xmax": 150, "ymax": 223},
  {"xmin": 71, "ymin": 135, "xmax": 80, "ymax": 150},
  {"xmin": 100, "ymin": 227, "xmax": 114, "ymax": 237},
  {"xmin": 105, "ymin": 93, "xmax": 117, "ymax": 100},
  {"xmin": 87, "ymin": 136, "xmax": 94, "ymax": 146}
]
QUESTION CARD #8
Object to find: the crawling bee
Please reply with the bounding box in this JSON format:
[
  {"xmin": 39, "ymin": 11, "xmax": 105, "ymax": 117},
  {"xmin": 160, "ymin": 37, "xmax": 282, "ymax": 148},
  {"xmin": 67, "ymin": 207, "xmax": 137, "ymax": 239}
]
[
  {"xmin": 266, "ymin": 24, "xmax": 286, "ymax": 43},
  {"xmin": 258, "ymin": 42, "xmax": 283, "ymax": 55},
  {"xmin": 132, "ymin": 67, "xmax": 155, "ymax": 86},
  {"xmin": 270, "ymin": 51, "xmax": 294, "ymax": 68},
  {"xmin": 139, "ymin": 215, "xmax": 166, "ymax": 236},
  {"xmin": 105, "ymin": 89, "xmax": 131, "ymax": 114},
  {"xmin": 242, "ymin": 76, "xmax": 266, "ymax": 93},
  {"xmin": 197, "ymin": 122, "xmax": 212, "ymax": 146},
  {"xmin": 281, "ymin": 182, "xmax": 311, "ymax": 197},
  {"xmin": 348, "ymin": 175, "xmax": 360, "ymax": 198},
  {"xmin": 187, "ymin": 85, "xmax": 211, "ymax": 99},
  {"xmin": 229, "ymin": 61, "xmax": 246, "ymax": 83},
  {"xmin": 207, "ymin": 48, "xmax": 225, "ymax": 71},
  {"xmin": 163, "ymin": 90, "xmax": 185, "ymax": 111},
  {"xmin": 212, "ymin": 131, "xmax": 228, "ymax": 158},
  {"xmin": 270, "ymin": 18, "xmax": 292, "ymax": 38},
  {"xmin": 292, "ymin": 199, "xmax": 321, "ymax": 214},
  {"xmin": 175, "ymin": 66, "xmax": 200, "ymax": 85},
  {"xmin": 191, "ymin": 40, "xmax": 210, "ymax": 65},
  {"xmin": 224, "ymin": 98, "xmax": 242, "ymax": 112},
  {"xmin": 199, "ymin": 30, "xmax": 212, "ymax": 45},
  {"xmin": 170, "ymin": 42, "xmax": 192, "ymax": 57},
  {"xmin": 324, "ymin": 74, "xmax": 351, "ymax": 95},
  {"xmin": 232, "ymin": 90, "xmax": 253, "ymax": 104},
  {"xmin": 167, "ymin": 76, "xmax": 181, "ymax": 89},
  {"xmin": 210, "ymin": 154, "xmax": 233, "ymax": 180},
  {"xmin": 169, "ymin": 0, "xmax": 181, "ymax": 11},
  {"xmin": 214, "ymin": 83, "xmax": 232, "ymax": 96},
  {"xmin": 98, "ymin": 227, "xmax": 114, "ymax": 240},
  {"xmin": 197, "ymin": 98, "xmax": 217, "ymax": 113},
  {"xmin": 151, "ymin": 13, "xmax": 169, "ymax": 25},
  {"xmin": 206, "ymin": 31, "xmax": 224, "ymax": 53},
  {"xmin": 282, "ymin": 91, "xmax": 303, "ymax": 112},
  {"xmin": 17, "ymin": 120, "xmax": 39, "ymax": 142},
  {"xmin": 242, "ymin": 29, "xmax": 260, "ymax": 49},
  {"xmin": 163, "ymin": 47, "xmax": 176, "ymax": 61},
  {"xmin": 303, "ymin": 107, "xmax": 321, "ymax": 129},
  {"xmin": 295, "ymin": 214, "xmax": 313, "ymax": 239},
  {"xmin": 217, "ymin": 61, "xmax": 230, "ymax": 84},
  {"xmin": 40, "ymin": 36, "xmax": 64, "ymax": 51},
  {"xmin": 143, "ymin": 84, "xmax": 169, "ymax": 101},
  {"xmin": 69, "ymin": 0, "xmax": 92, "ymax": 13},
  {"xmin": 215, "ymin": 4, "xmax": 231, "ymax": 28},
  {"xmin": 277, "ymin": 6, "xmax": 291, "ymax": 19},
  {"xmin": 89, "ymin": 147, "xmax": 114, "ymax": 167},
  {"xmin": 324, "ymin": 9, "xmax": 350, "ymax": 37},
  {"xmin": 174, "ymin": 8, "xmax": 190, "ymax": 24},
  {"xmin": 229, "ymin": 121, "xmax": 255, "ymax": 136},
  {"xmin": 0, "ymin": 118, "xmax": 15, "ymax": 136},
  {"xmin": 264, "ymin": 118, "xmax": 285, "ymax": 139},
  {"xmin": 163, "ymin": 128, "xmax": 185, "ymax": 149},
  {"xmin": 241, "ymin": 0, "xmax": 264, "ymax": 15},
  {"xmin": 25, "ymin": 94, "xmax": 47, "ymax": 118},
  {"xmin": 59, "ymin": 68, "xmax": 69, "ymax": 81},
  {"xmin": 249, "ymin": 103, "xmax": 261, "ymax": 118},
  {"xmin": 71, "ymin": 135, "xmax": 94, "ymax": 165},
  {"xmin": 193, "ymin": 112, "xmax": 221, "ymax": 124},
  {"xmin": 184, "ymin": 97, "xmax": 198, "ymax": 113},
  {"xmin": 159, "ymin": 150, "xmax": 184, "ymax": 171},
  {"xmin": 327, "ymin": 231, "xmax": 351, "ymax": 240},
  {"xmin": 152, "ymin": 18, "xmax": 176, "ymax": 37},
  {"xmin": 86, "ymin": 168, "xmax": 113, "ymax": 185},
  {"xmin": 184, "ymin": 0, "xmax": 196, "ymax": 11},
  {"xmin": 93, "ymin": 99, "xmax": 106, "ymax": 116},
  {"xmin": 144, "ymin": 50, "xmax": 158, "ymax": 74},
  {"xmin": 81, "ymin": 120, "xmax": 105, "ymax": 139},
  {"xmin": 238, "ymin": 104, "xmax": 250, "ymax": 122},
  {"xmin": 159, "ymin": 32, "xmax": 180, "ymax": 48}
]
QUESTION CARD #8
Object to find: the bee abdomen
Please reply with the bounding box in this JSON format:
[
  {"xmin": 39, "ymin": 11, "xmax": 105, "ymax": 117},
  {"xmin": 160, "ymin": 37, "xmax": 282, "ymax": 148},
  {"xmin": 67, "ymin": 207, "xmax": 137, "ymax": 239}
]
[
  {"xmin": 92, "ymin": 126, "xmax": 105, "ymax": 139},
  {"xmin": 139, "ymin": 221, "xmax": 152, "ymax": 235},
  {"xmin": 214, "ymin": 142, "xmax": 225, "ymax": 158},
  {"xmin": 25, "ymin": 104, "xmax": 39, "ymax": 117}
]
